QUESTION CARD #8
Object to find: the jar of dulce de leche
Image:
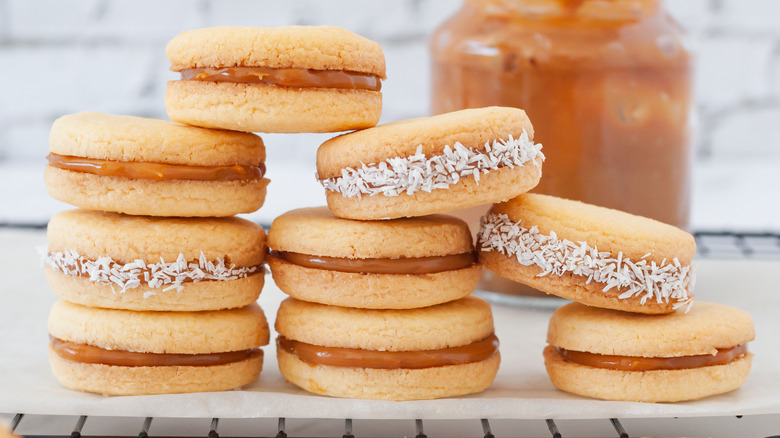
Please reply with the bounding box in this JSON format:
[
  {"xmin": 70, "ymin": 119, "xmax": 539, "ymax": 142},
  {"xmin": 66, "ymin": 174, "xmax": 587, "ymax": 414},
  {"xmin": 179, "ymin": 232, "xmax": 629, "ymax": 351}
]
[{"xmin": 430, "ymin": 0, "xmax": 693, "ymax": 229}]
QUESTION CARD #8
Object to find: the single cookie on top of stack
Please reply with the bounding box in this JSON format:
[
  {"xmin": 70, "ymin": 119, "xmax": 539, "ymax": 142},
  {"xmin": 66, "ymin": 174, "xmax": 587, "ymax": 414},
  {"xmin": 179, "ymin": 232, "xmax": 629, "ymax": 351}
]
[
  {"xmin": 42, "ymin": 112, "xmax": 271, "ymax": 395},
  {"xmin": 165, "ymin": 26, "xmax": 385, "ymax": 133},
  {"xmin": 268, "ymin": 207, "xmax": 499, "ymax": 400}
]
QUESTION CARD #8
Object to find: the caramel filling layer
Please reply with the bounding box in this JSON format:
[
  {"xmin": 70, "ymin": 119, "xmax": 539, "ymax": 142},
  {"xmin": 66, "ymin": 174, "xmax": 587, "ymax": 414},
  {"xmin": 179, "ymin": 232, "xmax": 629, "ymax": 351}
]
[
  {"xmin": 271, "ymin": 250, "xmax": 477, "ymax": 275},
  {"xmin": 558, "ymin": 344, "xmax": 748, "ymax": 372},
  {"xmin": 277, "ymin": 334, "xmax": 499, "ymax": 369},
  {"xmin": 181, "ymin": 67, "xmax": 382, "ymax": 91},
  {"xmin": 47, "ymin": 153, "xmax": 265, "ymax": 182},
  {"xmin": 50, "ymin": 337, "xmax": 261, "ymax": 367}
]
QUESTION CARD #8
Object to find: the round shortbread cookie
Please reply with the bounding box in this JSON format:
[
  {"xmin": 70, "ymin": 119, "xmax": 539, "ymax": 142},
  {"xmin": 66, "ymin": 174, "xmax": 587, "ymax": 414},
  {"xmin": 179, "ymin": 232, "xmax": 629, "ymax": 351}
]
[
  {"xmin": 478, "ymin": 193, "xmax": 696, "ymax": 314},
  {"xmin": 548, "ymin": 302, "xmax": 755, "ymax": 357},
  {"xmin": 49, "ymin": 300, "xmax": 270, "ymax": 354},
  {"xmin": 275, "ymin": 296, "xmax": 499, "ymax": 400},
  {"xmin": 165, "ymin": 26, "xmax": 385, "ymax": 133},
  {"xmin": 46, "ymin": 112, "xmax": 269, "ymax": 217},
  {"xmin": 316, "ymin": 107, "xmax": 544, "ymax": 219},
  {"xmin": 544, "ymin": 302, "xmax": 755, "ymax": 402},
  {"xmin": 49, "ymin": 347, "xmax": 263, "ymax": 396},
  {"xmin": 268, "ymin": 207, "xmax": 472, "ymax": 258},
  {"xmin": 275, "ymin": 296, "xmax": 493, "ymax": 352},
  {"xmin": 543, "ymin": 346, "xmax": 752, "ymax": 403},
  {"xmin": 277, "ymin": 348, "xmax": 500, "ymax": 401},
  {"xmin": 45, "ymin": 209, "xmax": 266, "ymax": 311},
  {"xmin": 267, "ymin": 207, "xmax": 478, "ymax": 308}
]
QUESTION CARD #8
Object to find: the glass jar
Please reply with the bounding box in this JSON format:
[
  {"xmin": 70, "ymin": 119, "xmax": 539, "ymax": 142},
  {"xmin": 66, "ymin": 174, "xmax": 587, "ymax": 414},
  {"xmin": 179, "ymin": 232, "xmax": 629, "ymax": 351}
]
[{"xmin": 430, "ymin": 0, "xmax": 692, "ymax": 228}]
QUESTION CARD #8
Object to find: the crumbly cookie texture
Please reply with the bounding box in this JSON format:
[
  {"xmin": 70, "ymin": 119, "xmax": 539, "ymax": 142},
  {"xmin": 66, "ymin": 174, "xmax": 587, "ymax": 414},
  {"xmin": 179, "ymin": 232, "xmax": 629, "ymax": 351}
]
[
  {"xmin": 42, "ymin": 248, "xmax": 263, "ymax": 296},
  {"xmin": 267, "ymin": 206, "xmax": 473, "ymax": 259},
  {"xmin": 319, "ymin": 131, "xmax": 543, "ymax": 198},
  {"xmin": 478, "ymin": 213, "xmax": 693, "ymax": 308},
  {"xmin": 167, "ymin": 26, "xmax": 386, "ymax": 76}
]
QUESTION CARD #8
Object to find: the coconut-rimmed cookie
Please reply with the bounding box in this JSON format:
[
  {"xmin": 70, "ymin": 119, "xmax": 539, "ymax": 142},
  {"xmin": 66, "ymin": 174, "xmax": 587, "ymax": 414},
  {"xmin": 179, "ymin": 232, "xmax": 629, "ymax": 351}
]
[
  {"xmin": 44, "ymin": 112, "xmax": 269, "ymax": 217},
  {"xmin": 43, "ymin": 209, "xmax": 266, "ymax": 311},
  {"xmin": 48, "ymin": 300, "xmax": 270, "ymax": 396},
  {"xmin": 275, "ymin": 296, "xmax": 500, "ymax": 400},
  {"xmin": 316, "ymin": 107, "xmax": 544, "ymax": 220},
  {"xmin": 544, "ymin": 302, "xmax": 754, "ymax": 402},
  {"xmin": 267, "ymin": 207, "xmax": 479, "ymax": 309},
  {"xmin": 165, "ymin": 26, "xmax": 385, "ymax": 133},
  {"xmin": 478, "ymin": 193, "xmax": 696, "ymax": 314}
]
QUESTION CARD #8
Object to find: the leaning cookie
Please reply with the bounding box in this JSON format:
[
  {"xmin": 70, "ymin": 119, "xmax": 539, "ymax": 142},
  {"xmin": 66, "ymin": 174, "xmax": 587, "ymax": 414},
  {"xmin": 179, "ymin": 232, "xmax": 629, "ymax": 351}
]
[
  {"xmin": 43, "ymin": 209, "xmax": 266, "ymax": 311},
  {"xmin": 166, "ymin": 26, "xmax": 385, "ymax": 133},
  {"xmin": 317, "ymin": 107, "xmax": 544, "ymax": 220},
  {"xmin": 478, "ymin": 194, "xmax": 695, "ymax": 314},
  {"xmin": 48, "ymin": 300, "xmax": 269, "ymax": 395},
  {"xmin": 45, "ymin": 112, "xmax": 269, "ymax": 217},
  {"xmin": 275, "ymin": 296, "xmax": 500, "ymax": 400},
  {"xmin": 544, "ymin": 302, "xmax": 754, "ymax": 402},
  {"xmin": 267, "ymin": 207, "xmax": 479, "ymax": 309}
]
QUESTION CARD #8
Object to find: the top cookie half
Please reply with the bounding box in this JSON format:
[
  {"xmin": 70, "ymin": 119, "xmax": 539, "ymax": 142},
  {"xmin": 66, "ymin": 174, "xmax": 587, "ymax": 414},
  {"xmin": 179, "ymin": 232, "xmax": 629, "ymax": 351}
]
[
  {"xmin": 166, "ymin": 26, "xmax": 386, "ymax": 133},
  {"xmin": 317, "ymin": 107, "xmax": 545, "ymax": 220}
]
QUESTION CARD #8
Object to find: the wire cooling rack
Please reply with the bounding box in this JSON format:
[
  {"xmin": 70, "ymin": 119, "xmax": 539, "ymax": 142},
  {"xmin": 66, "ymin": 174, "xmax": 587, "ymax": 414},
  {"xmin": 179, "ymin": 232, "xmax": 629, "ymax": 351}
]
[{"xmin": 4, "ymin": 230, "xmax": 780, "ymax": 438}]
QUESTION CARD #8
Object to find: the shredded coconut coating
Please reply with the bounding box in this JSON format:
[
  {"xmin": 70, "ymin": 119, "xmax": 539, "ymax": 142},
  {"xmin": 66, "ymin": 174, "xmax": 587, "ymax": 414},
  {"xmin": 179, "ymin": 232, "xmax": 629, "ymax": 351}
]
[
  {"xmin": 477, "ymin": 213, "xmax": 694, "ymax": 309},
  {"xmin": 319, "ymin": 131, "xmax": 544, "ymax": 198},
  {"xmin": 41, "ymin": 248, "xmax": 263, "ymax": 296}
]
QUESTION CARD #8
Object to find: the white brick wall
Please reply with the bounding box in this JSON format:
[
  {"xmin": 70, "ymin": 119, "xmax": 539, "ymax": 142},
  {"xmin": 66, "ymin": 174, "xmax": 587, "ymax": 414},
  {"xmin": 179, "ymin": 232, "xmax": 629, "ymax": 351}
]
[{"xmin": 1, "ymin": 0, "xmax": 779, "ymax": 164}]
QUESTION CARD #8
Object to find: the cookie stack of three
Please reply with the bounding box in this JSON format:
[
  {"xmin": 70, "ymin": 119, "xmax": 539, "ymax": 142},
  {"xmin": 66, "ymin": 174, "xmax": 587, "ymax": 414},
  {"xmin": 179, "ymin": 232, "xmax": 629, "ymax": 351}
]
[
  {"xmin": 477, "ymin": 193, "xmax": 755, "ymax": 402},
  {"xmin": 267, "ymin": 107, "xmax": 546, "ymax": 400},
  {"xmin": 42, "ymin": 114, "xmax": 272, "ymax": 395}
]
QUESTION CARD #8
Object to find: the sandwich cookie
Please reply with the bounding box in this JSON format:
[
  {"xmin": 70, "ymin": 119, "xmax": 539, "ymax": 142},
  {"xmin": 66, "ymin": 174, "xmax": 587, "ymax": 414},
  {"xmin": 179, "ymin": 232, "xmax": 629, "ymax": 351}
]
[
  {"xmin": 48, "ymin": 300, "xmax": 270, "ymax": 395},
  {"xmin": 166, "ymin": 26, "xmax": 385, "ymax": 133},
  {"xmin": 45, "ymin": 112, "xmax": 269, "ymax": 217},
  {"xmin": 267, "ymin": 207, "xmax": 479, "ymax": 309},
  {"xmin": 478, "ymin": 194, "xmax": 696, "ymax": 314},
  {"xmin": 544, "ymin": 302, "xmax": 754, "ymax": 402},
  {"xmin": 275, "ymin": 296, "xmax": 500, "ymax": 400},
  {"xmin": 43, "ymin": 209, "xmax": 266, "ymax": 311},
  {"xmin": 317, "ymin": 107, "xmax": 544, "ymax": 220}
]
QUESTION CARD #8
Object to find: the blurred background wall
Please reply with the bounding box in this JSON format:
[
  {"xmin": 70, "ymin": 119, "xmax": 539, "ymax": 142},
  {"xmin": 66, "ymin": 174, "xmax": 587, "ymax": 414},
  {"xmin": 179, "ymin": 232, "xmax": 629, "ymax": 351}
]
[
  {"xmin": 0, "ymin": 0, "xmax": 778, "ymax": 229},
  {"xmin": 1, "ymin": 0, "xmax": 779, "ymax": 164}
]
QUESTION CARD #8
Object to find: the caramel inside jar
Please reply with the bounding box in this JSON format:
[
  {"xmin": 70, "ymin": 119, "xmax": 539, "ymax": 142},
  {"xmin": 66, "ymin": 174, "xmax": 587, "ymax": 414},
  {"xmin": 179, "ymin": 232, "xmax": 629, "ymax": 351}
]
[
  {"xmin": 50, "ymin": 337, "xmax": 260, "ymax": 367},
  {"xmin": 181, "ymin": 67, "xmax": 382, "ymax": 91},
  {"xmin": 47, "ymin": 153, "xmax": 265, "ymax": 182},
  {"xmin": 278, "ymin": 334, "xmax": 499, "ymax": 369},
  {"xmin": 557, "ymin": 344, "xmax": 748, "ymax": 372},
  {"xmin": 270, "ymin": 250, "xmax": 477, "ymax": 275}
]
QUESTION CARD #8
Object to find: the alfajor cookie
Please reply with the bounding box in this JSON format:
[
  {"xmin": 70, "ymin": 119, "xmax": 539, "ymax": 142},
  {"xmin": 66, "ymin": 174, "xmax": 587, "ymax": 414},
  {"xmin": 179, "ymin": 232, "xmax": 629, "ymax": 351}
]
[
  {"xmin": 478, "ymin": 193, "xmax": 695, "ymax": 314},
  {"xmin": 275, "ymin": 296, "xmax": 500, "ymax": 401},
  {"xmin": 45, "ymin": 112, "xmax": 269, "ymax": 217},
  {"xmin": 317, "ymin": 107, "xmax": 544, "ymax": 220},
  {"xmin": 544, "ymin": 302, "xmax": 754, "ymax": 402},
  {"xmin": 48, "ymin": 300, "xmax": 270, "ymax": 395},
  {"xmin": 267, "ymin": 207, "xmax": 479, "ymax": 309},
  {"xmin": 43, "ymin": 209, "xmax": 266, "ymax": 311},
  {"xmin": 166, "ymin": 26, "xmax": 385, "ymax": 133}
]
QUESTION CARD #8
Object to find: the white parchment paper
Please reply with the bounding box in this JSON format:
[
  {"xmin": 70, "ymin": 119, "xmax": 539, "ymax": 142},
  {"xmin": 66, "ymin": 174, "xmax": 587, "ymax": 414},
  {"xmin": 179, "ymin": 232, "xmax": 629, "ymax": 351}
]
[{"xmin": 1, "ymin": 229, "xmax": 778, "ymax": 419}]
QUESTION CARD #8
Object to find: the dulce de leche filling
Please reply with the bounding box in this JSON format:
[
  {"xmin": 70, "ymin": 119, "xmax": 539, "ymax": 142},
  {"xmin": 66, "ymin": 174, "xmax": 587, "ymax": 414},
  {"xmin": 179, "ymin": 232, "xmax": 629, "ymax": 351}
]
[
  {"xmin": 181, "ymin": 67, "xmax": 382, "ymax": 91},
  {"xmin": 271, "ymin": 250, "xmax": 477, "ymax": 275},
  {"xmin": 50, "ymin": 337, "xmax": 261, "ymax": 367},
  {"xmin": 47, "ymin": 153, "xmax": 265, "ymax": 182},
  {"xmin": 558, "ymin": 344, "xmax": 749, "ymax": 372},
  {"xmin": 278, "ymin": 334, "xmax": 499, "ymax": 369}
]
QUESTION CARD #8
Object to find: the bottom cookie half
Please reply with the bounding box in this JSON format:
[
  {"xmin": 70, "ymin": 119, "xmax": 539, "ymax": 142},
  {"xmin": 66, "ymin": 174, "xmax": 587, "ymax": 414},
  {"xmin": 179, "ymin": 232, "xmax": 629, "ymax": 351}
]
[
  {"xmin": 277, "ymin": 348, "xmax": 500, "ymax": 401},
  {"xmin": 49, "ymin": 347, "xmax": 263, "ymax": 396},
  {"xmin": 543, "ymin": 345, "xmax": 752, "ymax": 402}
]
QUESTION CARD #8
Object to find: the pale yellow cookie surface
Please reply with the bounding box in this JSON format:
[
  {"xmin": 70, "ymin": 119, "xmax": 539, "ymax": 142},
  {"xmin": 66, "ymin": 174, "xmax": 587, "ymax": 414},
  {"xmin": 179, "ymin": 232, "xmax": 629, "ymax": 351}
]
[
  {"xmin": 268, "ymin": 207, "xmax": 472, "ymax": 259},
  {"xmin": 548, "ymin": 302, "xmax": 755, "ymax": 357},
  {"xmin": 49, "ymin": 300, "xmax": 269, "ymax": 354},
  {"xmin": 275, "ymin": 296, "xmax": 494, "ymax": 351}
]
